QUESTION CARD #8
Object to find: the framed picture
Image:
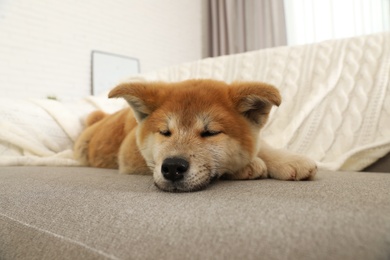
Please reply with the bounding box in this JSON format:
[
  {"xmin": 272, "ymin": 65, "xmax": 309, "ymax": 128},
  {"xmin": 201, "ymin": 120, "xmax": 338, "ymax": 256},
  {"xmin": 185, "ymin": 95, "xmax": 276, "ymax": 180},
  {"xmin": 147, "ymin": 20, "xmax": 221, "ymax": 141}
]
[{"xmin": 91, "ymin": 51, "xmax": 140, "ymax": 95}]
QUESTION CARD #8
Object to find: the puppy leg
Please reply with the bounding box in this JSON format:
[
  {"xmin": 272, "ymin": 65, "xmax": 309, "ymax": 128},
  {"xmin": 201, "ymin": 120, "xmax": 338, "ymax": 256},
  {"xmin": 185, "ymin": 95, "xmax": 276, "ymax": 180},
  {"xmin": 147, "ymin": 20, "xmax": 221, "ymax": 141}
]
[
  {"xmin": 225, "ymin": 157, "xmax": 268, "ymax": 180},
  {"xmin": 258, "ymin": 140, "xmax": 317, "ymax": 180},
  {"xmin": 73, "ymin": 123, "xmax": 100, "ymax": 166},
  {"xmin": 74, "ymin": 110, "xmax": 107, "ymax": 166}
]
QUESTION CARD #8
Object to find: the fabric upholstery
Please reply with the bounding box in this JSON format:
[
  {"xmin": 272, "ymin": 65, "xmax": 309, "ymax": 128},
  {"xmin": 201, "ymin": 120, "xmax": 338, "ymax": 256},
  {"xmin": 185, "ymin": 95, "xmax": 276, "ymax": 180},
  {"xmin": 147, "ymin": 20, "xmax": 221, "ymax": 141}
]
[
  {"xmin": 365, "ymin": 152, "xmax": 390, "ymax": 173},
  {"xmin": 1, "ymin": 167, "xmax": 389, "ymax": 260}
]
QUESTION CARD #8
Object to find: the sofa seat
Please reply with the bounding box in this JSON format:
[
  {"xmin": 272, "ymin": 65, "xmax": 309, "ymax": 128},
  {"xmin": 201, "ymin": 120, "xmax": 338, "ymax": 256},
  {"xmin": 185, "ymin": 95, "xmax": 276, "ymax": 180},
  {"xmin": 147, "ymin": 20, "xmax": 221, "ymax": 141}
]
[{"xmin": 0, "ymin": 167, "xmax": 389, "ymax": 259}]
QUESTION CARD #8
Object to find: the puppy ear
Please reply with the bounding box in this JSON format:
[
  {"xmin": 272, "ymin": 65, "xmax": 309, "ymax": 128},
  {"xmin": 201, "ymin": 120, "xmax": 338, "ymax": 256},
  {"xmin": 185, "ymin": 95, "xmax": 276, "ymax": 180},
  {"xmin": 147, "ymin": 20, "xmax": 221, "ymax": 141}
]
[
  {"xmin": 109, "ymin": 82, "xmax": 163, "ymax": 122},
  {"xmin": 229, "ymin": 82, "xmax": 281, "ymax": 127}
]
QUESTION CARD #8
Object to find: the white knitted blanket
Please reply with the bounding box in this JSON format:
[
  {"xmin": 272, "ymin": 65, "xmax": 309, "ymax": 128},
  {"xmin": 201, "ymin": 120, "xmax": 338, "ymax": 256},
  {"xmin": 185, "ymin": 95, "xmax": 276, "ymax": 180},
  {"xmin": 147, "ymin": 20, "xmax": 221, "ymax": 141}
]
[
  {"xmin": 137, "ymin": 32, "xmax": 390, "ymax": 171},
  {"xmin": 0, "ymin": 32, "xmax": 389, "ymax": 170}
]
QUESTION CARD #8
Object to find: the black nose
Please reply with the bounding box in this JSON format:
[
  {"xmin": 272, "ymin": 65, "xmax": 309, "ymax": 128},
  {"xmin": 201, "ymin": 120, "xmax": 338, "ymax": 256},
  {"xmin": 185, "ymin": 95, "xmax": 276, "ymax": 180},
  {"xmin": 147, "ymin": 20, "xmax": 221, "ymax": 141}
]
[{"xmin": 161, "ymin": 157, "xmax": 189, "ymax": 182}]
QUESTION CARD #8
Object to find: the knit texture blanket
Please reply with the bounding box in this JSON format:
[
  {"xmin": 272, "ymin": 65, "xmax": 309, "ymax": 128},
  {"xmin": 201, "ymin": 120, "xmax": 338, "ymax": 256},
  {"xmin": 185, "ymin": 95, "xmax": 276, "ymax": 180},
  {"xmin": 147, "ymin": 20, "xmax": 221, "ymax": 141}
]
[
  {"xmin": 1, "ymin": 32, "xmax": 389, "ymax": 170},
  {"xmin": 134, "ymin": 32, "xmax": 390, "ymax": 171}
]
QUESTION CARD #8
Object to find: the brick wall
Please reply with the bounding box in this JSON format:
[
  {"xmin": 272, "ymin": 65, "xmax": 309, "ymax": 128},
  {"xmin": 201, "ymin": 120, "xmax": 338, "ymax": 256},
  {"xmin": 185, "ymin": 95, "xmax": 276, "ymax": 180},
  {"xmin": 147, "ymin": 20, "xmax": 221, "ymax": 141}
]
[{"xmin": 0, "ymin": 0, "xmax": 203, "ymax": 100}]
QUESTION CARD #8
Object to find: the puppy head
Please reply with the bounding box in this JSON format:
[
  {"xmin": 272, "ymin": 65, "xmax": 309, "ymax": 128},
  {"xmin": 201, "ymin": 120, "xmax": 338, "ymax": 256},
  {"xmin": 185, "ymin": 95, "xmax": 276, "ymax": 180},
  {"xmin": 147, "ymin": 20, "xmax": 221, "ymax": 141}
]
[{"xmin": 109, "ymin": 79, "xmax": 280, "ymax": 192}]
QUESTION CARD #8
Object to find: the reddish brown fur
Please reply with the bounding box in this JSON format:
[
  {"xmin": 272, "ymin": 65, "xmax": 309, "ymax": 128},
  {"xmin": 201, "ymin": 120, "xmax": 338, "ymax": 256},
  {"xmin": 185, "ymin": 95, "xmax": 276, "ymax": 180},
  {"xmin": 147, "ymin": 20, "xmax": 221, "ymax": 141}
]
[
  {"xmin": 107, "ymin": 80, "xmax": 280, "ymax": 159},
  {"xmin": 72, "ymin": 79, "xmax": 316, "ymax": 193},
  {"xmin": 85, "ymin": 110, "xmax": 107, "ymax": 126},
  {"xmin": 138, "ymin": 81, "xmax": 257, "ymax": 155},
  {"xmin": 78, "ymin": 108, "xmax": 137, "ymax": 168},
  {"xmin": 76, "ymin": 79, "xmax": 281, "ymax": 170}
]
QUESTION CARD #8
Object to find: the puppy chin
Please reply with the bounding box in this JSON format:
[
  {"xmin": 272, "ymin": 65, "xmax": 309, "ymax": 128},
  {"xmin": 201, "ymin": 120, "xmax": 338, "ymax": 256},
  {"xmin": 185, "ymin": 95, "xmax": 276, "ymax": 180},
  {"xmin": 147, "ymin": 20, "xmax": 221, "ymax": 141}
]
[
  {"xmin": 154, "ymin": 179, "xmax": 209, "ymax": 193},
  {"xmin": 153, "ymin": 172, "xmax": 217, "ymax": 192}
]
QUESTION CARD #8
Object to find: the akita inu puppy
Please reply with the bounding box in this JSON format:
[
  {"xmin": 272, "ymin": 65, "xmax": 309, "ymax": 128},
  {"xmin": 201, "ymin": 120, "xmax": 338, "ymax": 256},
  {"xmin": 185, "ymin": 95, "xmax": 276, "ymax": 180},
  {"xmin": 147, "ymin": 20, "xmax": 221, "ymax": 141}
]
[{"xmin": 74, "ymin": 79, "xmax": 317, "ymax": 192}]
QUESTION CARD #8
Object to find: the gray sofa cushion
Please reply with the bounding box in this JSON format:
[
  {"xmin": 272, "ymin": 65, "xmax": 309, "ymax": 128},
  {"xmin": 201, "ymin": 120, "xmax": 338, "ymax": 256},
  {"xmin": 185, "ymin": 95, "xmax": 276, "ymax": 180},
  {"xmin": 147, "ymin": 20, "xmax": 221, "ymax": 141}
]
[{"xmin": 0, "ymin": 167, "xmax": 389, "ymax": 260}]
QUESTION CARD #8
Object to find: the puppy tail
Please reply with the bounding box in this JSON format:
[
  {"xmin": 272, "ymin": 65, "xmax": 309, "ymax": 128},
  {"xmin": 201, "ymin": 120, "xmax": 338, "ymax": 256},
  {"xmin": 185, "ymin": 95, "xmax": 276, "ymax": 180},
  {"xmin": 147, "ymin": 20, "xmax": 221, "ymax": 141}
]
[{"xmin": 85, "ymin": 110, "xmax": 107, "ymax": 126}]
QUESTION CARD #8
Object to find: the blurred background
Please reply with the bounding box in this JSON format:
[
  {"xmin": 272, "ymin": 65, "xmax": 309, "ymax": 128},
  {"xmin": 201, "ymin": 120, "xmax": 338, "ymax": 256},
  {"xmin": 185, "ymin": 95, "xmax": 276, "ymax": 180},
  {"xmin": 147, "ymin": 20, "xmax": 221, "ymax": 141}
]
[{"xmin": 0, "ymin": 0, "xmax": 389, "ymax": 100}]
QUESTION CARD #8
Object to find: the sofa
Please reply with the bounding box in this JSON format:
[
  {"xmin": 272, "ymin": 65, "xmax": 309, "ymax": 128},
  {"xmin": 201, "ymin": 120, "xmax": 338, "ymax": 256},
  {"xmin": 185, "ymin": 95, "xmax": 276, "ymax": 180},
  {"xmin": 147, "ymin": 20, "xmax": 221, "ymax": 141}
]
[
  {"xmin": 1, "ymin": 164, "xmax": 390, "ymax": 260},
  {"xmin": 1, "ymin": 33, "xmax": 390, "ymax": 259}
]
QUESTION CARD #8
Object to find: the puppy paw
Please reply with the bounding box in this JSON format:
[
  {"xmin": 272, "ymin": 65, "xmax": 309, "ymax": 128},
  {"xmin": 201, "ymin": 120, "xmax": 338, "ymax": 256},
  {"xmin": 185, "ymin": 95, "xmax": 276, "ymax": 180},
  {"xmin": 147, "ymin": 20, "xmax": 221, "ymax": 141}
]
[
  {"xmin": 227, "ymin": 157, "xmax": 268, "ymax": 180},
  {"xmin": 268, "ymin": 155, "xmax": 317, "ymax": 181}
]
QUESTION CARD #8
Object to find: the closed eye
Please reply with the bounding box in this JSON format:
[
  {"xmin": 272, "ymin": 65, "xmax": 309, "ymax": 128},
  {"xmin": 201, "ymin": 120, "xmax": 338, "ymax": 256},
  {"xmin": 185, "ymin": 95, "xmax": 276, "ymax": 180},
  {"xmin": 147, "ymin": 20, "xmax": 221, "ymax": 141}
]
[
  {"xmin": 200, "ymin": 130, "xmax": 222, "ymax": 138},
  {"xmin": 159, "ymin": 130, "xmax": 172, "ymax": 137}
]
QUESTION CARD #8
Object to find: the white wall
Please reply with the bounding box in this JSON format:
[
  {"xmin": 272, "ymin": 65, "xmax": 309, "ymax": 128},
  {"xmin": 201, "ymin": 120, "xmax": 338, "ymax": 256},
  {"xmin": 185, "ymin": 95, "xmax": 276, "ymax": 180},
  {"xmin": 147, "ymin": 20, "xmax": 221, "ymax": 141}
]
[{"xmin": 0, "ymin": 0, "xmax": 203, "ymax": 100}]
